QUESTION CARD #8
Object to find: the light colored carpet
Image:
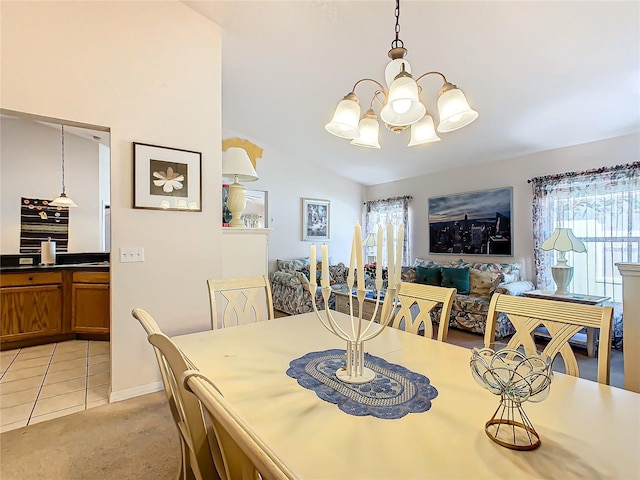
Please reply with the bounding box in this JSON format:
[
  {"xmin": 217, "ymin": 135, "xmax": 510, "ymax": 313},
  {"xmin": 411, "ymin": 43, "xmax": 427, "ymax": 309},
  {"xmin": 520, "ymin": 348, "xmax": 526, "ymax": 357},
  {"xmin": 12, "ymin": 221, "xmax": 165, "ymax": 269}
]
[{"xmin": 0, "ymin": 391, "xmax": 179, "ymax": 480}]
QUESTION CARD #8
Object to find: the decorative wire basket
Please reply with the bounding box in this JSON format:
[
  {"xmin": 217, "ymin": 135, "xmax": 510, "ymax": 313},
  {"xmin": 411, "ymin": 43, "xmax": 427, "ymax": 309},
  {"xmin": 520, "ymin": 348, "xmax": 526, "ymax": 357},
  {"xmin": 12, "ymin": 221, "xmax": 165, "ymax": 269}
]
[{"xmin": 470, "ymin": 346, "xmax": 554, "ymax": 450}]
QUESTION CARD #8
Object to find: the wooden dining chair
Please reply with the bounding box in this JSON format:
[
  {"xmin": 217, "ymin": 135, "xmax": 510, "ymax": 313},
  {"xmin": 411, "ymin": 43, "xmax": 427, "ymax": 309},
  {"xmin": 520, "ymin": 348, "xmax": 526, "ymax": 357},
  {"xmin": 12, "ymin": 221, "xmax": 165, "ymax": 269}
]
[
  {"xmin": 484, "ymin": 293, "xmax": 614, "ymax": 384},
  {"xmin": 207, "ymin": 276, "xmax": 274, "ymax": 329},
  {"xmin": 132, "ymin": 308, "xmax": 223, "ymax": 480},
  {"xmin": 391, "ymin": 282, "xmax": 457, "ymax": 342},
  {"xmin": 183, "ymin": 370, "xmax": 298, "ymax": 480}
]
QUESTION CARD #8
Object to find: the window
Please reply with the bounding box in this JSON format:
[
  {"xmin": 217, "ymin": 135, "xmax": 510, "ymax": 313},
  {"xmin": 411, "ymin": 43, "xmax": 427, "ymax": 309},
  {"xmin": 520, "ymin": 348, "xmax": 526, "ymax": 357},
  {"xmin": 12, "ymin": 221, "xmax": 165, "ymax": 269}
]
[
  {"xmin": 530, "ymin": 163, "xmax": 640, "ymax": 302},
  {"xmin": 363, "ymin": 196, "xmax": 411, "ymax": 267}
]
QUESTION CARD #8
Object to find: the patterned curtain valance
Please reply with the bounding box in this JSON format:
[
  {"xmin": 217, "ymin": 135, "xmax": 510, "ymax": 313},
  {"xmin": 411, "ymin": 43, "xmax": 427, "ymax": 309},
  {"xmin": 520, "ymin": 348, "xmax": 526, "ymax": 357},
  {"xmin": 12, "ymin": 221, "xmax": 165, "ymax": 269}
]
[
  {"xmin": 364, "ymin": 196, "xmax": 413, "ymax": 212},
  {"xmin": 528, "ymin": 162, "xmax": 639, "ymax": 189}
]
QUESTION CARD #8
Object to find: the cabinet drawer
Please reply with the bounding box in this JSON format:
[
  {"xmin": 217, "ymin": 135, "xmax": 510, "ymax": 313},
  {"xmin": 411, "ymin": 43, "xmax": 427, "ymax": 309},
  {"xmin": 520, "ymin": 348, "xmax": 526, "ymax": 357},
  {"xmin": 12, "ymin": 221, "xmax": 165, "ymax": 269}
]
[
  {"xmin": 72, "ymin": 271, "xmax": 109, "ymax": 283},
  {"xmin": 0, "ymin": 272, "xmax": 62, "ymax": 287}
]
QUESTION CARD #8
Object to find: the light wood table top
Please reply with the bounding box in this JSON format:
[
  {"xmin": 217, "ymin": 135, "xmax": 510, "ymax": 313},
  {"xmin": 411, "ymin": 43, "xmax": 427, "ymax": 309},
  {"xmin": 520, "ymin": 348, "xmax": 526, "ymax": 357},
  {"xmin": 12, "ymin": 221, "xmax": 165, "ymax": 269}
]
[{"xmin": 172, "ymin": 312, "xmax": 640, "ymax": 479}]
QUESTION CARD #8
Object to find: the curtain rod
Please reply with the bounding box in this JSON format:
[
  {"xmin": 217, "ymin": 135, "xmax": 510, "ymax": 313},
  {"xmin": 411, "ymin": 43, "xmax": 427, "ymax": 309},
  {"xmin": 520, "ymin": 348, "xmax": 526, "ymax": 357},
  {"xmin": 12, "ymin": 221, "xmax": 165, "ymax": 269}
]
[{"xmin": 527, "ymin": 161, "xmax": 639, "ymax": 184}]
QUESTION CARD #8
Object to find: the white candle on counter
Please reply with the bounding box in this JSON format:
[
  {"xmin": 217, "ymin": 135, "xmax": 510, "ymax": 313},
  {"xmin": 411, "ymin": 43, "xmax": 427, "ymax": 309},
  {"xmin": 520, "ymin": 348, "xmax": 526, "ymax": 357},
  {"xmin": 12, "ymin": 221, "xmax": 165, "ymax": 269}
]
[
  {"xmin": 321, "ymin": 244, "xmax": 329, "ymax": 288},
  {"xmin": 355, "ymin": 223, "xmax": 364, "ymax": 288},
  {"xmin": 376, "ymin": 225, "xmax": 383, "ymax": 282},
  {"xmin": 309, "ymin": 244, "xmax": 317, "ymax": 287},
  {"xmin": 387, "ymin": 223, "xmax": 395, "ymax": 284},
  {"xmin": 395, "ymin": 225, "xmax": 404, "ymax": 285}
]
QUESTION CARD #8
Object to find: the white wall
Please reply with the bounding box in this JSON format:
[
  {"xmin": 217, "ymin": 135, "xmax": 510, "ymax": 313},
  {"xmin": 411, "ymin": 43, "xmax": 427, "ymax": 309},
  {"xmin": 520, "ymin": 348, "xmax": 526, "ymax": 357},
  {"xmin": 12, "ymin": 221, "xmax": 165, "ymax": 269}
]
[
  {"xmin": 366, "ymin": 133, "xmax": 640, "ymax": 281},
  {"xmin": 1, "ymin": 117, "xmax": 103, "ymax": 253},
  {"xmin": 1, "ymin": 1, "xmax": 222, "ymax": 400},
  {"xmin": 223, "ymin": 128, "xmax": 364, "ymax": 268}
]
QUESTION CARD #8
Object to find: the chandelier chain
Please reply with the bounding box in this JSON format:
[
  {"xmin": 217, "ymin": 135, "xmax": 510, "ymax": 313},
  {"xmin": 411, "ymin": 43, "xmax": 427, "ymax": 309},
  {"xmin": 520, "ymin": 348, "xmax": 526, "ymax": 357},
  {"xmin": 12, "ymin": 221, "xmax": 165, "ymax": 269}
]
[
  {"xmin": 391, "ymin": 0, "xmax": 404, "ymax": 49},
  {"xmin": 60, "ymin": 125, "xmax": 66, "ymax": 194}
]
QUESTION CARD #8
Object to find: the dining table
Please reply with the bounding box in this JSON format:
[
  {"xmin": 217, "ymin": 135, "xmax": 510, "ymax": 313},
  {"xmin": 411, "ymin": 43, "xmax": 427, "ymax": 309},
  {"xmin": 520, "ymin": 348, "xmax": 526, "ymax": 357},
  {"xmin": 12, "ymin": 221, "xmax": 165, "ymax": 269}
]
[{"xmin": 172, "ymin": 311, "xmax": 640, "ymax": 479}]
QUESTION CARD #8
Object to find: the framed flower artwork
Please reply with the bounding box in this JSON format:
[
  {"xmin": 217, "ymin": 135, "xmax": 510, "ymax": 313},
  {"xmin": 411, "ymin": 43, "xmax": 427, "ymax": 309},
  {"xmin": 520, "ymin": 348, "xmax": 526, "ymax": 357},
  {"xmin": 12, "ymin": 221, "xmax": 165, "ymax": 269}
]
[{"xmin": 133, "ymin": 142, "xmax": 202, "ymax": 211}]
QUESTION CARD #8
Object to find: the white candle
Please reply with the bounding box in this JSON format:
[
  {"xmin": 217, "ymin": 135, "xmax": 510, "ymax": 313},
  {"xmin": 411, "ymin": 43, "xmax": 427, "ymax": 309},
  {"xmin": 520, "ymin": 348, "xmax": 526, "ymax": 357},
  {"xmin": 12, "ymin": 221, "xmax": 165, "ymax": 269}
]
[
  {"xmin": 395, "ymin": 225, "xmax": 404, "ymax": 285},
  {"xmin": 387, "ymin": 223, "xmax": 394, "ymax": 284},
  {"xmin": 348, "ymin": 231, "xmax": 356, "ymax": 288},
  {"xmin": 321, "ymin": 244, "xmax": 329, "ymax": 287},
  {"xmin": 310, "ymin": 244, "xmax": 316, "ymax": 286},
  {"xmin": 376, "ymin": 225, "xmax": 383, "ymax": 282},
  {"xmin": 355, "ymin": 224, "xmax": 364, "ymax": 288}
]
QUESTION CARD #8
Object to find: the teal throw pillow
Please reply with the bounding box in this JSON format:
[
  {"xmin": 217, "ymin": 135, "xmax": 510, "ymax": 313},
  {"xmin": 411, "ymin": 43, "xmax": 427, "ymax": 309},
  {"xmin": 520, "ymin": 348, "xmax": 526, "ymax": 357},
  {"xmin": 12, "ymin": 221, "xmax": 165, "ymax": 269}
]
[
  {"xmin": 441, "ymin": 267, "xmax": 470, "ymax": 294},
  {"xmin": 415, "ymin": 266, "xmax": 441, "ymax": 286}
]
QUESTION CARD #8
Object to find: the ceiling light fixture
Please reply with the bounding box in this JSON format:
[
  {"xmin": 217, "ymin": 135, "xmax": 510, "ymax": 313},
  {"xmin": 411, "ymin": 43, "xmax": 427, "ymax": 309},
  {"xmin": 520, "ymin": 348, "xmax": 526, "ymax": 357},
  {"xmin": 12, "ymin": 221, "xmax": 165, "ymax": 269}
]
[
  {"xmin": 50, "ymin": 125, "xmax": 77, "ymax": 208},
  {"xmin": 325, "ymin": 0, "xmax": 478, "ymax": 148}
]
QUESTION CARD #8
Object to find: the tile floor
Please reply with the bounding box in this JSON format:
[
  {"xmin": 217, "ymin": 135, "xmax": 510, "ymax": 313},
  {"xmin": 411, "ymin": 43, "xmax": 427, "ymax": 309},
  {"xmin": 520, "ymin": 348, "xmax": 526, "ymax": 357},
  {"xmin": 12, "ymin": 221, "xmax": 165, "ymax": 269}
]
[{"xmin": 0, "ymin": 340, "xmax": 110, "ymax": 433}]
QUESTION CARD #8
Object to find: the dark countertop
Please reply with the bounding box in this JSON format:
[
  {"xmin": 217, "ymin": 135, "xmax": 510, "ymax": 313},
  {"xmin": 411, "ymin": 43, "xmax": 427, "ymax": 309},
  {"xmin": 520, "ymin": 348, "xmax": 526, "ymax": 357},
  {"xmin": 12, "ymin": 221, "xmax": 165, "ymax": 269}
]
[{"xmin": 0, "ymin": 262, "xmax": 110, "ymax": 273}]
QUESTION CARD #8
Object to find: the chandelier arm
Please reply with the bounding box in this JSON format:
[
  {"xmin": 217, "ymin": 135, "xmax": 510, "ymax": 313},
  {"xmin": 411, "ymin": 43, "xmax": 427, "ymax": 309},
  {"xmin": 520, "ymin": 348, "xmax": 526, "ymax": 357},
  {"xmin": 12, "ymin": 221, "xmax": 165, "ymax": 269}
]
[
  {"xmin": 415, "ymin": 71, "xmax": 448, "ymax": 85},
  {"xmin": 370, "ymin": 90, "xmax": 386, "ymax": 110},
  {"xmin": 351, "ymin": 78, "xmax": 387, "ymax": 96}
]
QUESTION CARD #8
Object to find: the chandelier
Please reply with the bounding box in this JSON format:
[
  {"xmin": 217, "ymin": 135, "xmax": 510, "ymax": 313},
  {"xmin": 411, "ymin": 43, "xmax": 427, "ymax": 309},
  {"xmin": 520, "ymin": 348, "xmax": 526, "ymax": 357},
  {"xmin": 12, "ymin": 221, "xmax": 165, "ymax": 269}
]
[{"xmin": 325, "ymin": 0, "xmax": 478, "ymax": 149}]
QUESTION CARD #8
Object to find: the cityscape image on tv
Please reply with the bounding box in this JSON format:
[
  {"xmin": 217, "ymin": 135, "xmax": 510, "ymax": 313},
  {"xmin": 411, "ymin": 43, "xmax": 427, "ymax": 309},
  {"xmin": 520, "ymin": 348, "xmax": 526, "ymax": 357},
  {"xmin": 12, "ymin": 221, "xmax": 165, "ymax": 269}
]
[{"xmin": 428, "ymin": 187, "xmax": 512, "ymax": 255}]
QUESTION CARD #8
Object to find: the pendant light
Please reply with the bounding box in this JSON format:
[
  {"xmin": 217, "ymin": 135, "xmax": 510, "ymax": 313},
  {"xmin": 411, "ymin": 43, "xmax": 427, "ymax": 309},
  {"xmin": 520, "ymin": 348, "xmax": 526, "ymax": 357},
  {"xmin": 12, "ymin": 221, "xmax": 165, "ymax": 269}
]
[
  {"xmin": 49, "ymin": 125, "xmax": 77, "ymax": 208},
  {"xmin": 325, "ymin": 0, "xmax": 478, "ymax": 148}
]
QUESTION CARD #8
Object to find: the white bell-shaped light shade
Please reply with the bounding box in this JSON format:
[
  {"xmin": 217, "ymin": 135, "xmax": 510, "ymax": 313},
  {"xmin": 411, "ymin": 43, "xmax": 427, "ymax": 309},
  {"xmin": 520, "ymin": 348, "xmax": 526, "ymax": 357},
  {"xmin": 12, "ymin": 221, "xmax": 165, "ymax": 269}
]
[
  {"xmin": 380, "ymin": 76, "xmax": 426, "ymax": 127},
  {"xmin": 351, "ymin": 114, "xmax": 381, "ymax": 149},
  {"xmin": 408, "ymin": 114, "xmax": 441, "ymax": 146},
  {"xmin": 384, "ymin": 58, "xmax": 411, "ymax": 88},
  {"xmin": 222, "ymin": 147, "xmax": 258, "ymax": 182},
  {"xmin": 541, "ymin": 228, "xmax": 586, "ymax": 253},
  {"xmin": 50, "ymin": 193, "xmax": 77, "ymax": 208},
  {"xmin": 436, "ymin": 86, "xmax": 478, "ymax": 133},
  {"xmin": 325, "ymin": 95, "xmax": 361, "ymax": 139}
]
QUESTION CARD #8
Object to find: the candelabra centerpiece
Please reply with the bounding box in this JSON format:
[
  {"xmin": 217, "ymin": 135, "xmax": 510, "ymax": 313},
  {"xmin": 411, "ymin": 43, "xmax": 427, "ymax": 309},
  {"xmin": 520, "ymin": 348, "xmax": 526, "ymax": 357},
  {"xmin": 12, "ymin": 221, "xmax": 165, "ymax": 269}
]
[
  {"xmin": 308, "ymin": 223, "xmax": 403, "ymax": 384},
  {"xmin": 470, "ymin": 345, "xmax": 554, "ymax": 450}
]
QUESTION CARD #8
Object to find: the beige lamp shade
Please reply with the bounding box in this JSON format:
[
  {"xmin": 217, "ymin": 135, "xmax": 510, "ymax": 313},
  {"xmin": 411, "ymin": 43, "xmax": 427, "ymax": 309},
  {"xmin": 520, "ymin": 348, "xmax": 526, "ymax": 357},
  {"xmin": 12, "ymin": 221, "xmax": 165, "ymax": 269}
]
[
  {"xmin": 222, "ymin": 147, "xmax": 258, "ymax": 182},
  {"xmin": 541, "ymin": 228, "xmax": 586, "ymax": 253},
  {"xmin": 363, "ymin": 233, "xmax": 377, "ymax": 247}
]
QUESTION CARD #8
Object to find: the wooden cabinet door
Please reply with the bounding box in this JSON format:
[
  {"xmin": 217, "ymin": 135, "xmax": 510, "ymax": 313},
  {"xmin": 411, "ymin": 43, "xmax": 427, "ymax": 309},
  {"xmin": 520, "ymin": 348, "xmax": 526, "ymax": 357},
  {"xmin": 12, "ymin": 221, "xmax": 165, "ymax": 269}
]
[
  {"xmin": 1, "ymin": 285, "xmax": 63, "ymax": 341},
  {"xmin": 72, "ymin": 284, "xmax": 110, "ymax": 334}
]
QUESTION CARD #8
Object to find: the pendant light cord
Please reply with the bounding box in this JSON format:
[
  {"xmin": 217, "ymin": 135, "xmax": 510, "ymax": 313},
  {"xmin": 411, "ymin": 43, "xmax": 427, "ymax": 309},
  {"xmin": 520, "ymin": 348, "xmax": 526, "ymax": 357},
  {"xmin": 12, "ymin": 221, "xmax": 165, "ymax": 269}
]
[
  {"xmin": 391, "ymin": 0, "xmax": 404, "ymax": 49},
  {"xmin": 60, "ymin": 125, "xmax": 66, "ymax": 194}
]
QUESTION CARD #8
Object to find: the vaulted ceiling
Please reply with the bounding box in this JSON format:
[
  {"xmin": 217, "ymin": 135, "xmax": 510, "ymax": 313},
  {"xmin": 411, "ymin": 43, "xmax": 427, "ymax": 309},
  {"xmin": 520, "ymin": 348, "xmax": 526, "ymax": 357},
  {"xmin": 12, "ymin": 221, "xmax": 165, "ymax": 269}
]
[{"xmin": 185, "ymin": 1, "xmax": 640, "ymax": 186}]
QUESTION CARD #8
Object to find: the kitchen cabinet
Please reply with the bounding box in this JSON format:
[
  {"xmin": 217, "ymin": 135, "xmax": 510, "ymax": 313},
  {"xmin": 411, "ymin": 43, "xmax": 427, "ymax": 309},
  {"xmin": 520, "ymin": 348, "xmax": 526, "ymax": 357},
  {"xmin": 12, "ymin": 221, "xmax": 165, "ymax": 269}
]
[
  {"xmin": 0, "ymin": 272, "xmax": 64, "ymax": 344},
  {"xmin": 1, "ymin": 266, "xmax": 110, "ymax": 350},
  {"xmin": 72, "ymin": 271, "xmax": 110, "ymax": 335}
]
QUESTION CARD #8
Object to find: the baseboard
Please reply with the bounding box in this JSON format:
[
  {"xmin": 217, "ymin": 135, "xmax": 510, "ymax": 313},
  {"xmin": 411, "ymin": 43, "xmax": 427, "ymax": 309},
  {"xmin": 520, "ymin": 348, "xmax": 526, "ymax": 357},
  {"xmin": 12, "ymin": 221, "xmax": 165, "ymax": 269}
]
[{"xmin": 109, "ymin": 381, "xmax": 163, "ymax": 403}]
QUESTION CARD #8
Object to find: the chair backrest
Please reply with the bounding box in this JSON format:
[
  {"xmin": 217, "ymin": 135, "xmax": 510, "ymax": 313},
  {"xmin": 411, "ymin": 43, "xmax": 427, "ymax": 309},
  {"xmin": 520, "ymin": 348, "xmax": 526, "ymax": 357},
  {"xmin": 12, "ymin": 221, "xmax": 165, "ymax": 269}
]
[
  {"xmin": 183, "ymin": 370, "xmax": 298, "ymax": 480},
  {"xmin": 207, "ymin": 275, "xmax": 274, "ymax": 329},
  {"xmin": 132, "ymin": 308, "xmax": 223, "ymax": 480},
  {"xmin": 484, "ymin": 293, "xmax": 614, "ymax": 384},
  {"xmin": 391, "ymin": 282, "xmax": 457, "ymax": 342}
]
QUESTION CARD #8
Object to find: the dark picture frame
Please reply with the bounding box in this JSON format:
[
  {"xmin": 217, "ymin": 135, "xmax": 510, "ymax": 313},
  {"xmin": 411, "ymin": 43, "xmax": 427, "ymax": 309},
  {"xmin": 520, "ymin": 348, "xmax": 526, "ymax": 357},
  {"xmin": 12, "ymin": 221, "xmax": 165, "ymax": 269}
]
[
  {"xmin": 302, "ymin": 198, "xmax": 330, "ymax": 241},
  {"xmin": 428, "ymin": 187, "xmax": 513, "ymax": 256},
  {"xmin": 133, "ymin": 142, "xmax": 202, "ymax": 211}
]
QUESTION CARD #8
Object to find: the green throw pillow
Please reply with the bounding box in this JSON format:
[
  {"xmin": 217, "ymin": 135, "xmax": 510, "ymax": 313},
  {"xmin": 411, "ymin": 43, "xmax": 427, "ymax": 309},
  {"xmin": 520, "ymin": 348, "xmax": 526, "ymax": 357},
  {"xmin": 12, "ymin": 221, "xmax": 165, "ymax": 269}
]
[
  {"xmin": 415, "ymin": 266, "xmax": 441, "ymax": 286},
  {"xmin": 441, "ymin": 267, "xmax": 470, "ymax": 294}
]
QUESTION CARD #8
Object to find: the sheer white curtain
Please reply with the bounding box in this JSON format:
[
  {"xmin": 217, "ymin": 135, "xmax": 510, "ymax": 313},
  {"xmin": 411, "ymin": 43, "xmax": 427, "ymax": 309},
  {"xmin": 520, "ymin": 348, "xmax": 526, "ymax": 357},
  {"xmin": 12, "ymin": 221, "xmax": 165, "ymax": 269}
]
[
  {"xmin": 363, "ymin": 196, "xmax": 411, "ymax": 267},
  {"xmin": 530, "ymin": 162, "xmax": 640, "ymax": 302}
]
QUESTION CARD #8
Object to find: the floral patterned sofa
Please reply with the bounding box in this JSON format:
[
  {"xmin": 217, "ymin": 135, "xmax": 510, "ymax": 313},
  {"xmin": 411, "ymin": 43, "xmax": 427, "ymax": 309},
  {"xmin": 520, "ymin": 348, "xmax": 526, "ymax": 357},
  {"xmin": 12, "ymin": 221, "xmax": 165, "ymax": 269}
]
[
  {"xmin": 270, "ymin": 258, "xmax": 349, "ymax": 315},
  {"xmin": 406, "ymin": 258, "xmax": 535, "ymax": 338}
]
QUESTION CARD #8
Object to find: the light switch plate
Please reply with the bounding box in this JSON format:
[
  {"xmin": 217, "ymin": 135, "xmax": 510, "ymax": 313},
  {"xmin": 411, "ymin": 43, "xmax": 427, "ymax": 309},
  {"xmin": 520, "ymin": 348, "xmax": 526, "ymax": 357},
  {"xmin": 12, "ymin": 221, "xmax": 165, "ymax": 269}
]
[{"xmin": 120, "ymin": 247, "xmax": 145, "ymax": 263}]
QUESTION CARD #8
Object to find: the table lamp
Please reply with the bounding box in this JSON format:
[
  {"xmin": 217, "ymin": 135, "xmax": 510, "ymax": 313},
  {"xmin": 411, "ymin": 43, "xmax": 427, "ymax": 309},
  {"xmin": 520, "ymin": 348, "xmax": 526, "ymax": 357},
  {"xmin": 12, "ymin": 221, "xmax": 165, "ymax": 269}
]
[
  {"xmin": 541, "ymin": 227, "xmax": 586, "ymax": 294},
  {"xmin": 363, "ymin": 232, "xmax": 377, "ymax": 264},
  {"xmin": 222, "ymin": 147, "xmax": 258, "ymax": 227}
]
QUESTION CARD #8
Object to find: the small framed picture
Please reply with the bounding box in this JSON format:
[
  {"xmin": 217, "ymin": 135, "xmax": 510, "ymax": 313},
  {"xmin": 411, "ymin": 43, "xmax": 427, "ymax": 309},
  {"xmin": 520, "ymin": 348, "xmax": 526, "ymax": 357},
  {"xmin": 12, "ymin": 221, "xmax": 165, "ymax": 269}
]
[
  {"xmin": 133, "ymin": 142, "xmax": 202, "ymax": 211},
  {"xmin": 302, "ymin": 198, "xmax": 330, "ymax": 241}
]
